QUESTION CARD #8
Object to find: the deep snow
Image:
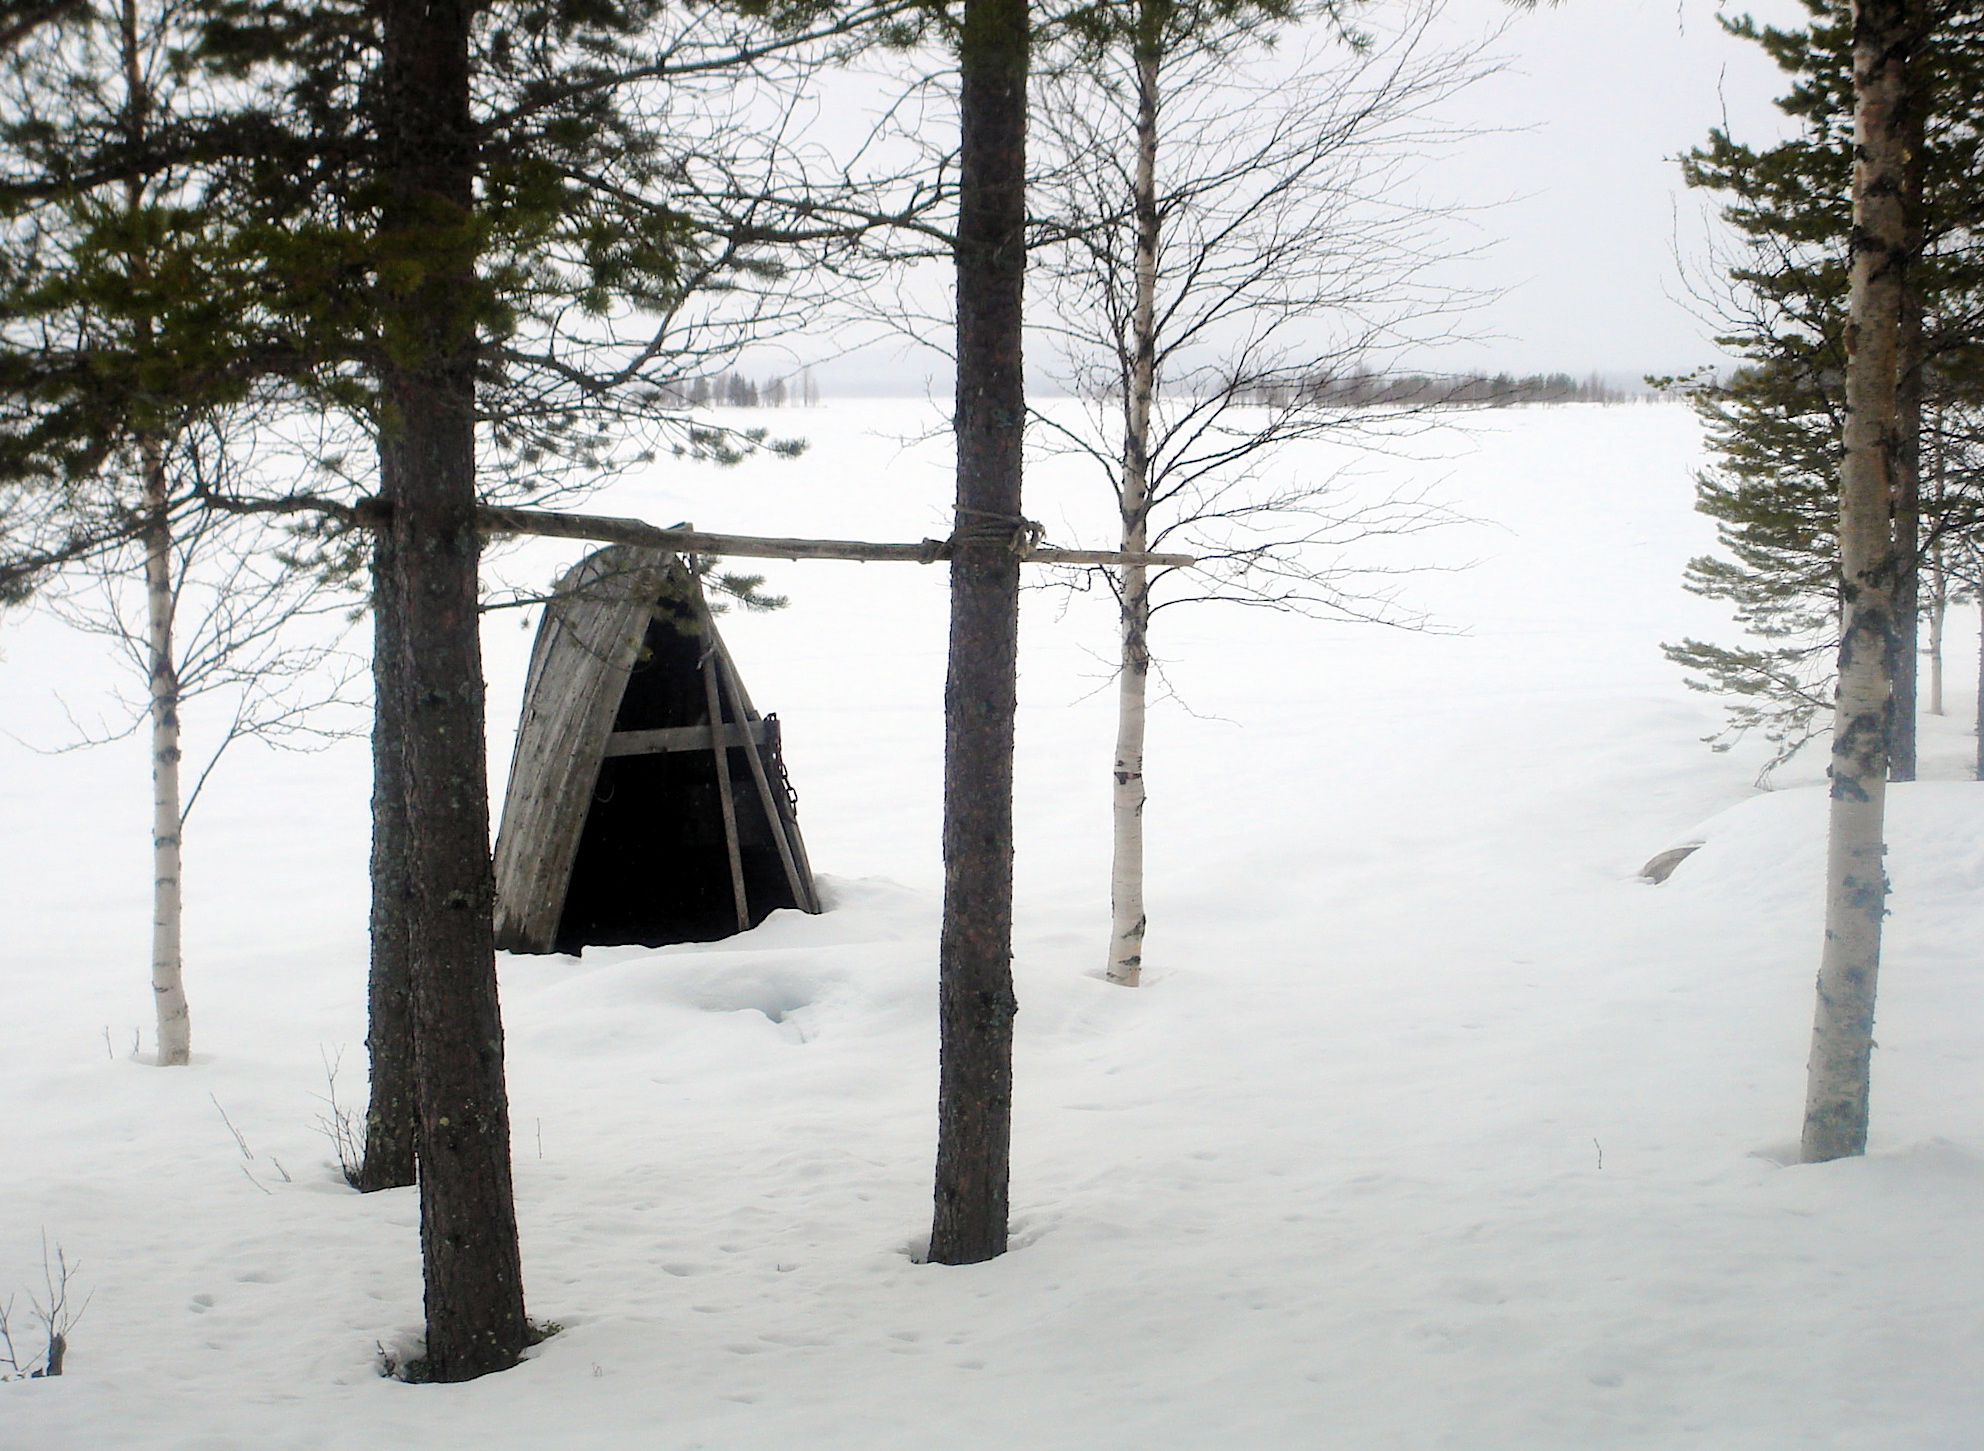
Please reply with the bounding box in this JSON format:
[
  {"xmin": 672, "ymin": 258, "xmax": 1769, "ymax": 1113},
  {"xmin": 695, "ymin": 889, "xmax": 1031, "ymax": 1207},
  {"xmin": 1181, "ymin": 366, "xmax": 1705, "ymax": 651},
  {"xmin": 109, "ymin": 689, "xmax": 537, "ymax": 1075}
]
[{"xmin": 2, "ymin": 401, "xmax": 1981, "ymax": 1450}]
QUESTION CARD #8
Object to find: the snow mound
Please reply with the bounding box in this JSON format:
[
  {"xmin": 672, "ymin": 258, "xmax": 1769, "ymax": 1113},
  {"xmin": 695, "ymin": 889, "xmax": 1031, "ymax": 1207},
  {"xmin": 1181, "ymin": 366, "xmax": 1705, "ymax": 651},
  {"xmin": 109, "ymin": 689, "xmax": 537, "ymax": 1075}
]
[{"xmin": 1661, "ymin": 780, "xmax": 1984, "ymax": 912}]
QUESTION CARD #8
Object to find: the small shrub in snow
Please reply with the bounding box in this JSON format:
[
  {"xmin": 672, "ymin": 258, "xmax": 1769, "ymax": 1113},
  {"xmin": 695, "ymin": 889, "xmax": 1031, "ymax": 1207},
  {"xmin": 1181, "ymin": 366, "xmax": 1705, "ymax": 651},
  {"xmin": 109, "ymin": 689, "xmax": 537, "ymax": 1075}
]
[
  {"xmin": 0, "ymin": 1239, "xmax": 88, "ymax": 1381},
  {"xmin": 312, "ymin": 1047, "xmax": 365, "ymax": 1188}
]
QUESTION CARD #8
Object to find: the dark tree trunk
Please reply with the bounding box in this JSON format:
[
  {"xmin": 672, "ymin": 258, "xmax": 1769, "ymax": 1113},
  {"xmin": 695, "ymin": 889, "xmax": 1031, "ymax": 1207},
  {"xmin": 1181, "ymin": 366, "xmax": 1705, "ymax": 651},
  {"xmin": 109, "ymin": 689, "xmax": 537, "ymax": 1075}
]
[
  {"xmin": 378, "ymin": 0, "xmax": 529, "ymax": 1377},
  {"xmin": 357, "ymin": 523, "xmax": 416, "ymax": 1192},
  {"xmin": 1888, "ymin": 86, "xmax": 1925, "ymax": 782},
  {"xmin": 930, "ymin": 0, "xmax": 1028, "ymax": 1267},
  {"xmin": 1802, "ymin": 0, "xmax": 1914, "ymax": 1165}
]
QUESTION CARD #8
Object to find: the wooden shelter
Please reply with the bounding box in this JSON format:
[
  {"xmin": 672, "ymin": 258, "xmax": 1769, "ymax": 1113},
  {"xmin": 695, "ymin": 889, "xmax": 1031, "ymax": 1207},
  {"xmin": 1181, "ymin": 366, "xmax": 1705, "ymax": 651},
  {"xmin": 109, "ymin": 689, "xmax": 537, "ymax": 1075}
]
[{"xmin": 492, "ymin": 545, "xmax": 819, "ymax": 955}]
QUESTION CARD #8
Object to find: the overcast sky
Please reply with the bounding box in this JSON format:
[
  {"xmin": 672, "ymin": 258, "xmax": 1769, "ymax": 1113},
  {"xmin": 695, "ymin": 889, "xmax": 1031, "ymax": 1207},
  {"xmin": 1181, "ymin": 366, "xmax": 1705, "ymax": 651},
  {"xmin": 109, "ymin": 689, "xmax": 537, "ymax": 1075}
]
[
  {"xmin": 808, "ymin": 0, "xmax": 1816, "ymax": 393},
  {"xmin": 1416, "ymin": 0, "xmax": 1809, "ymax": 377}
]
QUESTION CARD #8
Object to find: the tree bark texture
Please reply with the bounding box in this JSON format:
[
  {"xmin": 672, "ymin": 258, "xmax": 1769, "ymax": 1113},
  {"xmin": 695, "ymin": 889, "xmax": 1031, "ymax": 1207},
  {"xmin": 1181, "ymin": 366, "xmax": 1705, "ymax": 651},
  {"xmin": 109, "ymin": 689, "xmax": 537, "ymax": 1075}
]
[
  {"xmin": 120, "ymin": 0, "xmax": 187, "ymax": 1067},
  {"xmin": 1802, "ymin": 0, "xmax": 1913, "ymax": 1166},
  {"xmin": 357, "ymin": 524, "xmax": 417, "ymax": 1191},
  {"xmin": 1887, "ymin": 87, "xmax": 1926, "ymax": 782},
  {"xmin": 1107, "ymin": 21, "xmax": 1161, "ymax": 990},
  {"xmin": 143, "ymin": 444, "xmax": 189, "ymax": 1066},
  {"xmin": 931, "ymin": 0, "xmax": 1028, "ymax": 1267},
  {"xmin": 1887, "ymin": 343, "xmax": 1919, "ymax": 779},
  {"xmin": 379, "ymin": 0, "xmax": 529, "ymax": 1376}
]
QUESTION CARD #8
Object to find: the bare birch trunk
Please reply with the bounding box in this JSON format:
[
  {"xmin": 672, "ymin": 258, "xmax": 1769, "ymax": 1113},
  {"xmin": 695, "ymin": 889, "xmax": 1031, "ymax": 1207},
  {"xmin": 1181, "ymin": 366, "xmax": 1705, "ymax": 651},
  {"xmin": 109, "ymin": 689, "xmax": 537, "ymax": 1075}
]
[
  {"xmin": 120, "ymin": 0, "xmax": 187, "ymax": 1066},
  {"xmin": 1107, "ymin": 24, "xmax": 1161, "ymax": 989},
  {"xmin": 143, "ymin": 446, "xmax": 189, "ymax": 1066},
  {"xmin": 1801, "ymin": 0, "xmax": 1913, "ymax": 1165}
]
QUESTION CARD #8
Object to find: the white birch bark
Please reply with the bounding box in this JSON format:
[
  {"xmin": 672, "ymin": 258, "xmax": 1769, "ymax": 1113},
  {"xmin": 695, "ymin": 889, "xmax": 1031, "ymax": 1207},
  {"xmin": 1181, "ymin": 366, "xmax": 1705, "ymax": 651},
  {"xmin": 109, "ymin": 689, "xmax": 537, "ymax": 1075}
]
[
  {"xmin": 120, "ymin": 0, "xmax": 188, "ymax": 1065},
  {"xmin": 144, "ymin": 444, "xmax": 189, "ymax": 1065},
  {"xmin": 1107, "ymin": 22, "xmax": 1161, "ymax": 988},
  {"xmin": 1801, "ymin": 0, "xmax": 1912, "ymax": 1163}
]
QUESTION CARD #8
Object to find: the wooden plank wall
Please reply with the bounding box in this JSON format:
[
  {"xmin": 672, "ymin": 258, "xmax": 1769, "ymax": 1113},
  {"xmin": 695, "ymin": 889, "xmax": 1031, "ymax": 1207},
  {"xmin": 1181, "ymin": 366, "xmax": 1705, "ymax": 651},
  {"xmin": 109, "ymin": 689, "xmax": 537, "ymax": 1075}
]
[{"xmin": 492, "ymin": 546, "xmax": 683, "ymax": 952}]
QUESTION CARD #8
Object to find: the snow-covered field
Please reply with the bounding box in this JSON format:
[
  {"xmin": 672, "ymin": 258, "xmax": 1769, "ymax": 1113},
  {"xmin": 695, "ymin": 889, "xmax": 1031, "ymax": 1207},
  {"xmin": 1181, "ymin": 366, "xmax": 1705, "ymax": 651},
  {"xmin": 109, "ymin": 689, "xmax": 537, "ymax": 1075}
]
[{"xmin": 3, "ymin": 401, "xmax": 1982, "ymax": 1449}]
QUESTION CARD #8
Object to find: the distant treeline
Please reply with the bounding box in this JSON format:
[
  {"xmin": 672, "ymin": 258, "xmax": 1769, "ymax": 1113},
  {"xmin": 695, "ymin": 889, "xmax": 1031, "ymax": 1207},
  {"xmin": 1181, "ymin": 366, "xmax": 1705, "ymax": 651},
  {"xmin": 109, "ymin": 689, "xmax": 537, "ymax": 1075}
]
[
  {"xmin": 667, "ymin": 368, "xmax": 1646, "ymax": 408},
  {"xmin": 665, "ymin": 369, "xmax": 822, "ymax": 408},
  {"xmin": 1242, "ymin": 370, "xmax": 1645, "ymax": 409}
]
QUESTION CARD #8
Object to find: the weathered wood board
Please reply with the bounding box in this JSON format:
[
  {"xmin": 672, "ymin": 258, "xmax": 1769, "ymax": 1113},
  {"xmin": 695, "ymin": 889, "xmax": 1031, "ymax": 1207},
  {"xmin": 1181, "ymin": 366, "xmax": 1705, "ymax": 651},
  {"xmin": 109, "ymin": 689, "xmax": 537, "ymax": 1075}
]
[{"xmin": 492, "ymin": 546, "xmax": 818, "ymax": 954}]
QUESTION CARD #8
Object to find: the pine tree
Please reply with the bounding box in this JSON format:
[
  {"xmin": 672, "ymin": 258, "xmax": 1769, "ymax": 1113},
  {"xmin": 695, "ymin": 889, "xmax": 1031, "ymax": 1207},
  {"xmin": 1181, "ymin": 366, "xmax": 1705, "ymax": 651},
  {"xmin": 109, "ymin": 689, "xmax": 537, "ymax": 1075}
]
[
  {"xmin": 930, "ymin": 0, "xmax": 1029, "ymax": 1269},
  {"xmin": 49, "ymin": 0, "xmax": 921, "ymax": 1374},
  {"xmin": 0, "ymin": 0, "xmax": 331, "ymax": 1067},
  {"xmin": 1666, "ymin": 0, "xmax": 1984, "ymax": 781}
]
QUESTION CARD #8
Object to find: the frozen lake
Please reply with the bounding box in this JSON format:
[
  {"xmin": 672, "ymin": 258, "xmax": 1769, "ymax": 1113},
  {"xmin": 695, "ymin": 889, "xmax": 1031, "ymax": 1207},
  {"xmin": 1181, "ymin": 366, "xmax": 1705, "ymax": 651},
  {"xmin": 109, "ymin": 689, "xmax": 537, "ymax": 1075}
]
[{"xmin": 3, "ymin": 400, "xmax": 1980, "ymax": 1449}]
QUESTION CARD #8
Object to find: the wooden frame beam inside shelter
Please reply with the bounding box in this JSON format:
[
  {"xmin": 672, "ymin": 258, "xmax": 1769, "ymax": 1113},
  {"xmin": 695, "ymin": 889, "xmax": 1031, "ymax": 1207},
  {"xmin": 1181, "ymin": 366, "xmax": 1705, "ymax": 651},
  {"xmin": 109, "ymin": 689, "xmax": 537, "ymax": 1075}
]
[
  {"xmin": 476, "ymin": 505, "xmax": 1196, "ymax": 568},
  {"xmin": 602, "ymin": 721, "xmax": 769, "ymax": 757}
]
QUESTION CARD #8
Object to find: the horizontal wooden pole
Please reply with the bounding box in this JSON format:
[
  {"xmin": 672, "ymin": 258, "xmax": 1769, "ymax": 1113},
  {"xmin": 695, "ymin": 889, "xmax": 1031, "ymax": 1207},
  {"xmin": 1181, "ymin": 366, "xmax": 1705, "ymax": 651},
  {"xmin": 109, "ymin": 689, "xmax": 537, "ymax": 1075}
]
[
  {"xmin": 603, "ymin": 722, "xmax": 768, "ymax": 757},
  {"xmin": 476, "ymin": 505, "xmax": 1196, "ymax": 568}
]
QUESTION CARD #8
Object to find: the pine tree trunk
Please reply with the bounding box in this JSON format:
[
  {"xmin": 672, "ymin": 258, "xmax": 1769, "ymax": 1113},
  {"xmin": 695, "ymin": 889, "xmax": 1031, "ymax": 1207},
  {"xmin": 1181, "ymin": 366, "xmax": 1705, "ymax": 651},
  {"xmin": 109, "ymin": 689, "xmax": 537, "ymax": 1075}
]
[
  {"xmin": 930, "ymin": 0, "xmax": 1028, "ymax": 1268},
  {"xmin": 143, "ymin": 445, "xmax": 189, "ymax": 1066},
  {"xmin": 1107, "ymin": 22, "xmax": 1160, "ymax": 990},
  {"xmin": 379, "ymin": 0, "xmax": 528, "ymax": 1376},
  {"xmin": 1801, "ymin": 0, "xmax": 1913, "ymax": 1165},
  {"xmin": 357, "ymin": 523, "xmax": 416, "ymax": 1191}
]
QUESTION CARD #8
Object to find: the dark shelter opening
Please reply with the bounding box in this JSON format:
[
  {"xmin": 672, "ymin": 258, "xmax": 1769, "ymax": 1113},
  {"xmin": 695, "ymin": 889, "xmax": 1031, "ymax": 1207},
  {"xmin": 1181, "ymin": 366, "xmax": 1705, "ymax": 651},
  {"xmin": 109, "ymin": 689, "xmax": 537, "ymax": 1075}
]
[{"xmin": 556, "ymin": 600, "xmax": 806, "ymax": 951}]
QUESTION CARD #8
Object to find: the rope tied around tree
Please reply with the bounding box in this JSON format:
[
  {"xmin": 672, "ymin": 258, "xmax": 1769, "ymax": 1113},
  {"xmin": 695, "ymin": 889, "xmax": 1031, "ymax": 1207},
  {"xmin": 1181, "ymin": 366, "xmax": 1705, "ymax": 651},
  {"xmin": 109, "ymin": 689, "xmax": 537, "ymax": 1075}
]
[{"xmin": 942, "ymin": 507, "xmax": 1046, "ymax": 559}]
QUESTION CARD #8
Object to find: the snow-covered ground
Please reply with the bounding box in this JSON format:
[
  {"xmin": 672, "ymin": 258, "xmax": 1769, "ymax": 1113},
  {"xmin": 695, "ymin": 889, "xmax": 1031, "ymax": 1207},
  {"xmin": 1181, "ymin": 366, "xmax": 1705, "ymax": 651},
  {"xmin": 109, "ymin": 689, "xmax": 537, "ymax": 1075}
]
[{"xmin": 3, "ymin": 401, "xmax": 1982, "ymax": 1449}]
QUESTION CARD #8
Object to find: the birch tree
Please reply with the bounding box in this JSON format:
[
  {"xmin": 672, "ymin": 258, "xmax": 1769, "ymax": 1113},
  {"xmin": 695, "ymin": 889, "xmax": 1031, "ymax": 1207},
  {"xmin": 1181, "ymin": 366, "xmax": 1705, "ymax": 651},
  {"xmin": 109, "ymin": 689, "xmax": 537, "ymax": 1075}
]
[
  {"xmin": 1030, "ymin": 1, "xmax": 1484, "ymax": 984},
  {"xmin": 1662, "ymin": 0, "xmax": 1984, "ymax": 781},
  {"xmin": 1801, "ymin": 0, "xmax": 1916, "ymax": 1164},
  {"xmin": 34, "ymin": 445, "xmax": 362, "ymax": 1064},
  {"xmin": 0, "ymin": 0, "xmax": 330, "ymax": 1065}
]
